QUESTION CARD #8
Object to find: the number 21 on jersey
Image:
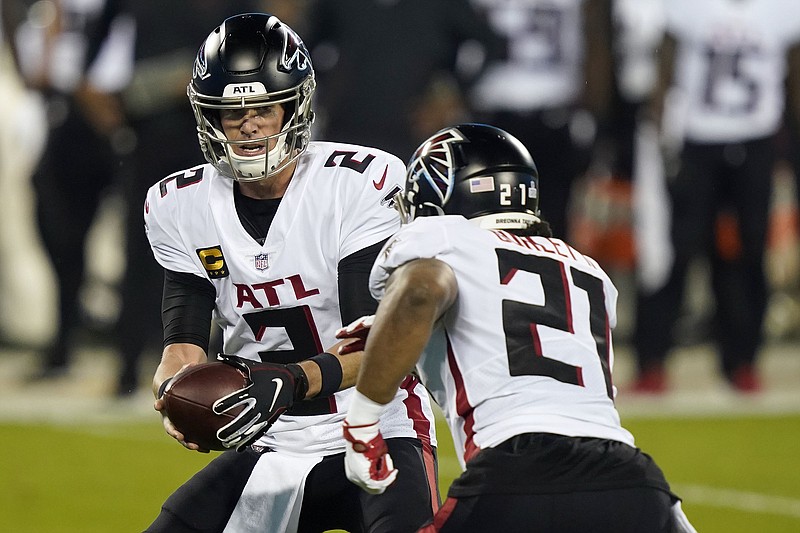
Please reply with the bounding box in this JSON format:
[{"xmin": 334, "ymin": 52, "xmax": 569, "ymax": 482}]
[{"xmin": 497, "ymin": 248, "xmax": 614, "ymax": 399}]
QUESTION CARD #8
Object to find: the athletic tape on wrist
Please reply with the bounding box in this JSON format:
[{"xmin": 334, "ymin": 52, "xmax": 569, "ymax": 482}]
[
  {"xmin": 310, "ymin": 352, "xmax": 343, "ymax": 398},
  {"xmin": 346, "ymin": 389, "xmax": 387, "ymax": 426}
]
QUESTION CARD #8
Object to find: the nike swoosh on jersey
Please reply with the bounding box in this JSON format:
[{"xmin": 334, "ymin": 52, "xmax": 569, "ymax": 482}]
[
  {"xmin": 268, "ymin": 377, "xmax": 284, "ymax": 412},
  {"xmin": 373, "ymin": 166, "xmax": 388, "ymax": 190}
]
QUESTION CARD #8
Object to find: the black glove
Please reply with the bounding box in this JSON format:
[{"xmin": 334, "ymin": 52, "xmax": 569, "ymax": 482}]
[{"xmin": 212, "ymin": 354, "xmax": 308, "ymax": 451}]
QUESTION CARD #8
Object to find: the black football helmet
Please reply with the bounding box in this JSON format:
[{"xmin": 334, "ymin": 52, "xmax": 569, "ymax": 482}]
[
  {"xmin": 188, "ymin": 13, "xmax": 315, "ymax": 181},
  {"xmin": 398, "ymin": 124, "xmax": 541, "ymax": 229}
]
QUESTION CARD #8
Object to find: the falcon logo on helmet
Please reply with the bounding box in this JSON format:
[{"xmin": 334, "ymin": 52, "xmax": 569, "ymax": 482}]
[
  {"xmin": 193, "ymin": 43, "xmax": 210, "ymax": 80},
  {"xmin": 269, "ymin": 17, "xmax": 310, "ymax": 73},
  {"xmin": 407, "ymin": 127, "xmax": 467, "ymax": 207}
]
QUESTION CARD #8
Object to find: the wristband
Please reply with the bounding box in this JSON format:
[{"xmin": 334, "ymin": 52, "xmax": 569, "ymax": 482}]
[
  {"xmin": 310, "ymin": 352, "xmax": 343, "ymax": 398},
  {"xmin": 157, "ymin": 377, "xmax": 173, "ymax": 399}
]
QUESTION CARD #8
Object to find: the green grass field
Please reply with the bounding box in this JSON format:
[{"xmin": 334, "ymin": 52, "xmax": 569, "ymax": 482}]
[{"xmin": 2, "ymin": 413, "xmax": 799, "ymax": 532}]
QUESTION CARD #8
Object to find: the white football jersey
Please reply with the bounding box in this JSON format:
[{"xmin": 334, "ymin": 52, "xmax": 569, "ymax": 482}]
[
  {"xmin": 371, "ymin": 216, "xmax": 633, "ymax": 468},
  {"xmin": 469, "ymin": 0, "xmax": 587, "ymax": 110},
  {"xmin": 665, "ymin": 0, "xmax": 800, "ymax": 142},
  {"xmin": 144, "ymin": 141, "xmax": 437, "ymax": 455}
]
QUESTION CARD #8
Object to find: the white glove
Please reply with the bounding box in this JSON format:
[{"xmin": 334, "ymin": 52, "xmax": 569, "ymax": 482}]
[{"xmin": 342, "ymin": 419, "xmax": 398, "ymax": 494}]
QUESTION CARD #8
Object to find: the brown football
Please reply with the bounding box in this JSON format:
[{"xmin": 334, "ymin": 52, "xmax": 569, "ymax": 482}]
[{"xmin": 162, "ymin": 362, "xmax": 249, "ymax": 451}]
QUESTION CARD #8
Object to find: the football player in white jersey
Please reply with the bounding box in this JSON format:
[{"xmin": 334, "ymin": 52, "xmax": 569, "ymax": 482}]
[
  {"xmin": 142, "ymin": 13, "xmax": 438, "ymax": 533},
  {"xmin": 632, "ymin": 0, "xmax": 800, "ymax": 394},
  {"xmin": 340, "ymin": 124, "xmax": 697, "ymax": 532}
]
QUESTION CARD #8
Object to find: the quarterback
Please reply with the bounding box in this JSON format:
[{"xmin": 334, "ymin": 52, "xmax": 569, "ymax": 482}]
[{"xmin": 142, "ymin": 13, "xmax": 438, "ymax": 533}]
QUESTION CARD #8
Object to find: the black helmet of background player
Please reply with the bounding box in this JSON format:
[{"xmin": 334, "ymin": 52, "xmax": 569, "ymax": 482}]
[
  {"xmin": 398, "ymin": 123, "xmax": 541, "ymax": 230},
  {"xmin": 188, "ymin": 13, "xmax": 315, "ymax": 182}
]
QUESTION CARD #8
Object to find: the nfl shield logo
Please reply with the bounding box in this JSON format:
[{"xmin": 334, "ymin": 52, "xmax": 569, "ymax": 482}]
[{"xmin": 254, "ymin": 253, "xmax": 269, "ymax": 271}]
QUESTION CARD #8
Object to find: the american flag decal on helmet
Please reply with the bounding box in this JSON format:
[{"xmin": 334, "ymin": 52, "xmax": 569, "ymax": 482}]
[
  {"xmin": 469, "ymin": 176, "xmax": 495, "ymax": 193},
  {"xmin": 407, "ymin": 127, "xmax": 466, "ymax": 205}
]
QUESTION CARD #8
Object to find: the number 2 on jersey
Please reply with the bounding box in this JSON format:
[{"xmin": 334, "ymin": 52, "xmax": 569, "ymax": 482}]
[
  {"xmin": 243, "ymin": 305, "xmax": 334, "ymax": 415},
  {"xmin": 497, "ymin": 249, "xmax": 613, "ymax": 399}
]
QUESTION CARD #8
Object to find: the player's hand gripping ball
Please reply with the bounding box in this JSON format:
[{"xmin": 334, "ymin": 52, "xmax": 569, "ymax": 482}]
[{"xmin": 162, "ymin": 362, "xmax": 248, "ymax": 451}]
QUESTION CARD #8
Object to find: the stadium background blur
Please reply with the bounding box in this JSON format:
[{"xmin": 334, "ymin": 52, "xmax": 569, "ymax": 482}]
[{"xmin": 1, "ymin": 1, "xmax": 799, "ymax": 531}]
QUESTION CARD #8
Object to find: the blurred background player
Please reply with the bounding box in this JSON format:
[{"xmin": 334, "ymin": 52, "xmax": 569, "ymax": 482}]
[
  {"xmin": 466, "ymin": 0, "xmax": 614, "ymax": 240},
  {"xmin": 0, "ymin": 0, "xmax": 50, "ymax": 349},
  {"xmin": 556, "ymin": 0, "xmax": 667, "ymax": 319},
  {"xmin": 607, "ymin": 0, "xmax": 665, "ymax": 185},
  {"xmin": 143, "ymin": 13, "xmax": 438, "ymax": 532},
  {"xmin": 304, "ymin": 0, "xmax": 499, "ymax": 160},
  {"xmin": 631, "ymin": 0, "xmax": 800, "ymax": 394},
  {"xmin": 12, "ymin": 0, "xmax": 135, "ymax": 380},
  {"xmin": 341, "ymin": 123, "xmax": 696, "ymax": 532}
]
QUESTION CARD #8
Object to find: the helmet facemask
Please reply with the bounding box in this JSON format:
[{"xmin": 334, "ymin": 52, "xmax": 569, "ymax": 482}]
[
  {"xmin": 187, "ymin": 13, "xmax": 316, "ymax": 182},
  {"xmin": 189, "ymin": 77, "xmax": 315, "ymax": 182}
]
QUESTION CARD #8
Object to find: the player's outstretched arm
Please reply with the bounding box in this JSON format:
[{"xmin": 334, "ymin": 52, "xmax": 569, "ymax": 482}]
[
  {"xmin": 357, "ymin": 258, "xmax": 457, "ymax": 404},
  {"xmin": 300, "ymin": 337, "xmax": 366, "ymax": 397},
  {"xmin": 343, "ymin": 258, "xmax": 457, "ymax": 493}
]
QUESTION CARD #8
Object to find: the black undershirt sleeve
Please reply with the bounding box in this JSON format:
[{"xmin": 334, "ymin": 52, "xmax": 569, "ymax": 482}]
[
  {"xmin": 161, "ymin": 269, "xmax": 216, "ymax": 352},
  {"xmin": 337, "ymin": 239, "xmax": 388, "ymax": 324}
]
